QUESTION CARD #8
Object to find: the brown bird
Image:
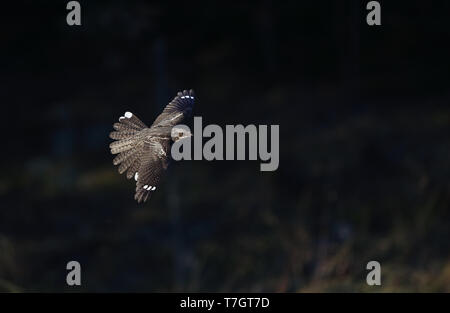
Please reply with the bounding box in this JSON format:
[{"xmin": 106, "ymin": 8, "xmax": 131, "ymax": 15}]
[{"xmin": 109, "ymin": 89, "xmax": 195, "ymax": 203}]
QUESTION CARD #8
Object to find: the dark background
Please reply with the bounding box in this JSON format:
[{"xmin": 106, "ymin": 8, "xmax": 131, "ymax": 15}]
[{"xmin": 1, "ymin": 0, "xmax": 449, "ymax": 292}]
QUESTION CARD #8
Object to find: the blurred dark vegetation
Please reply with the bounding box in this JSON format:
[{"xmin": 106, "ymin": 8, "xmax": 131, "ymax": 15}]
[{"xmin": 0, "ymin": 0, "xmax": 449, "ymax": 292}]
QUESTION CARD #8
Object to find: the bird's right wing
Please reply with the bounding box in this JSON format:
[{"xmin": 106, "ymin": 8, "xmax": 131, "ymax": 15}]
[
  {"xmin": 151, "ymin": 89, "xmax": 195, "ymax": 127},
  {"xmin": 109, "ymin": 111, "xmax": 148, "ymax": 180}
]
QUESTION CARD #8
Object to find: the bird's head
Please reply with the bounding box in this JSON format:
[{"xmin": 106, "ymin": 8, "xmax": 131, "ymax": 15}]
[{"xmin": 171, "ymin": 126, "xmax": 192, "ymax": 142}]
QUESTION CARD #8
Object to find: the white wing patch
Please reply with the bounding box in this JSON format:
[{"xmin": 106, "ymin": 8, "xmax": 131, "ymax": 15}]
[
  {"xmin": 142, "ymin": 185, "xmax": 154, "ymax": 191},
  {"xmin": 119, "ymin": 111, "xmax": 134, "ymax": 121}
]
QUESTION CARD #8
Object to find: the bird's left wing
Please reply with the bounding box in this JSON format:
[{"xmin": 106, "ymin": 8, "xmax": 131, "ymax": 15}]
[
  {"xmin": 134, "ymin": 139, "xmax": 170, "ymax": 203},
  {"xmin": 151, "ymin": 89, "xmax": 195, "ymax": 127}
]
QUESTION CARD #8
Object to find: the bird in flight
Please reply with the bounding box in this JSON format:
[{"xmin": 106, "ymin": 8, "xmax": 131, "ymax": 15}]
[{"xmin": 109, "ymin": 89, "xmax": 195, "ymax": 203}]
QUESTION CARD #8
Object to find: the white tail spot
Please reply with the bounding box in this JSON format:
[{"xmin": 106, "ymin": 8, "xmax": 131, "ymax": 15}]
[
  {"xmin": 124, "ymin": 112, "xmax": 133, "ymax": 118},
  {"xmin": 134, "ymin": 173, "xmax": 139, "ymax": 181},
  {"xmin": 143, "ymin": 185, "xmax": 148, "ymax": 189},
  {"xmin": 151, "ymin": 186, "xmax": 156, "ymax": 191}
]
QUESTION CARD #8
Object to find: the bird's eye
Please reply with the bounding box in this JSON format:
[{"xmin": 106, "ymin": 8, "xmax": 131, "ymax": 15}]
[{"xmin": 179, "ymin": 132, "xmax": 183, "ymax": 137}]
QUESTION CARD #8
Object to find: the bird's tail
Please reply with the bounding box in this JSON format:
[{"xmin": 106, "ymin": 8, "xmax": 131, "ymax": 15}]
[{"xmin": 109, "ymin": 111, "xmax": 147, "ymax": 179}]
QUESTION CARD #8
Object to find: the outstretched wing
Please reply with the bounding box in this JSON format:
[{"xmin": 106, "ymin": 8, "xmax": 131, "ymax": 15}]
[
  {"xmin": 134, "ymin": 139, "xmax": 171, "ymax": 203},
  {"xmin": 109, "ymin": 111, "xmax": 148, "ymax": 180},
  {"xmin": 151, "ymin": 89, "xmax": 195, "ymax": 127}
]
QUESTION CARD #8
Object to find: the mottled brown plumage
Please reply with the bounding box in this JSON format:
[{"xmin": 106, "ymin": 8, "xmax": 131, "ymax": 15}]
[{"xmin": 109, "ymin": 89, "xmax": 195, "ymax": 203}]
